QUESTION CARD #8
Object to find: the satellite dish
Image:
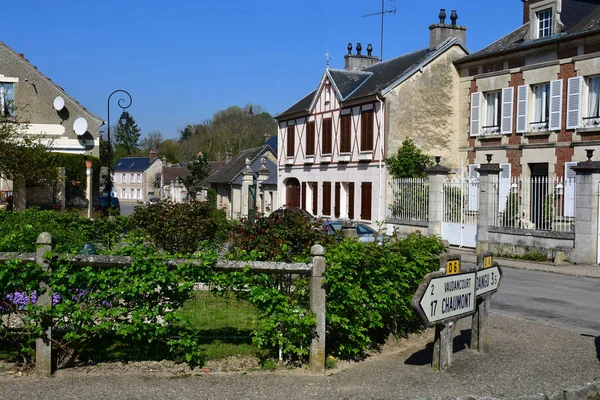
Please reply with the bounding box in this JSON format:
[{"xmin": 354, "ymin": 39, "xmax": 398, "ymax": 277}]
[
  {"xmin": 73, "ymin": 117, "xmax": 88, "ymax": 136},
  {"xmin": 53, "ymin": 96, "xmax": 65, "ymax": 111}
]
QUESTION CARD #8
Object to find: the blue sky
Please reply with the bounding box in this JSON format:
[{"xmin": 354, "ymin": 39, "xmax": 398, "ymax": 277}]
[{"xmin": 3, "ymin": 0, "xmax": 522, "ymax": 140}]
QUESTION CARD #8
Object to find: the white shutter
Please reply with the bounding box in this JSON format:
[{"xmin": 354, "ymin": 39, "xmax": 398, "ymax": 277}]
[
  {"xmin": 516, "ymin": 85, "xmax": 529, "ymax": 133},
  {"xmin": 470, "ymin": 92, "xmax": 481, "ymax": 137},
  {"xmin": 564, "ymin": 161, "xmax": 577, "ymax": 217},
  {"xmin": 501, "ymin": 87, "xmax": 514, "ymax": 134},
  {"xmin": 498, "ymin": 163, "xmax": 511, "ymax": 213},
  {"xmin": 566, "ymin": 77, "xmax": 582, "ymax": 129},
  {"xmin": 549, "ymin": 79, "xmax": 563, "ymax": 131},
  {"xmin": 468, "ymin": 164, "xmax": 480, "ymax": 212}
]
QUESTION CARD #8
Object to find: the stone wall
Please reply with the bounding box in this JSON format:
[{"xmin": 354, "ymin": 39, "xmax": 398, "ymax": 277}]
[{"xmin": 487, "ymin": 227, "xmax": 574, "ymax": 261}]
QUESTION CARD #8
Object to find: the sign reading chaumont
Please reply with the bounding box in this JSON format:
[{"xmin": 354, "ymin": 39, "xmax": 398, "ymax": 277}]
[{"xmin": 417, "ymin": 271, "xmax": 476, "ymax": 325}]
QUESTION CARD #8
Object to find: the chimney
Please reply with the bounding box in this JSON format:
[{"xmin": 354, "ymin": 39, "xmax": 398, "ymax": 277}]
[
  {"xmin": 429, "ymin": 9, "xmax": 467, "ymax": 50},
  {"xmin": 149, "ymin": 150, "xmax": 157, "ymax": 162},
  {"xmin": 344, "ymin": 42, "xmax": 379, "ymax": 71},
  {"xmin": 225, "ymin": 151, "xmax": 232, "ymax": 164},
  {"xmin": 264, "ymin": 133, "xmax": 271, "ymax": 143},
  {"xmin": 522, "ymin": 0, "xmax": 530, "ymax": 25}
]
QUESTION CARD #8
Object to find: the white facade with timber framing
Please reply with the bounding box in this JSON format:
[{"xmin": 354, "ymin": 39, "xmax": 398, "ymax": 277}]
[{"xmin": 276, "ymin": 12, "xmax": 470, "ymax": 224}]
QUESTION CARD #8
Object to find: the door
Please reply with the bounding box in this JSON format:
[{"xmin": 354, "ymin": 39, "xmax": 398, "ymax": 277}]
[
  {"xmin": 285, "ymin": 178, "xmax": 301, "ymax": 209},
  {"xmin": 441, "ymin": 176, "xmax": 479, "ymax": 248},
  {"xmin": 529, "ymin": 163, "xmax": 548, "ymax": 229}
]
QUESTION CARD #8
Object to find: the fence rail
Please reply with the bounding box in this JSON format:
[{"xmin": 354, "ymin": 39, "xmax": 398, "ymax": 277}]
[
  {"xmin": 492, "ymin": 176, "xmax": 575, "ymax": 232},
  {"xmin": 388, "ymin": 177, "xmax": 429, "ymax": 222}
]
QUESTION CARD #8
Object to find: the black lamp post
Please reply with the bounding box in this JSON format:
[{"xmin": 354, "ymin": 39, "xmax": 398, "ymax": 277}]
[{"xmin": 105, "ymin": 90, "xmax": 132, "ymax": 194}]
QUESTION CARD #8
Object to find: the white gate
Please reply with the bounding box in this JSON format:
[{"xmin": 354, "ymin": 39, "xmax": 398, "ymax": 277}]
[{"xmin": 441, "ymin": 174, "xmax": 479, "ymax": 248}]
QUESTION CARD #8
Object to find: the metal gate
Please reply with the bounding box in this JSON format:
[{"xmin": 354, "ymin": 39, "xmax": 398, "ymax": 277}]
[{"xmin": 441, "ymin": 176, "xmax": 479, "ymax": 248}]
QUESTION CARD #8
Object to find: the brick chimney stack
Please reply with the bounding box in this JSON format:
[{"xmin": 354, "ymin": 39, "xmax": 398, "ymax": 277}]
[
  {"xmin": 429, "ymin": 9, "xmax": 467, "ymax": 50},
  {"xmin": 522, "ymin": 0, "xmax": 530, "ymax": 24}
]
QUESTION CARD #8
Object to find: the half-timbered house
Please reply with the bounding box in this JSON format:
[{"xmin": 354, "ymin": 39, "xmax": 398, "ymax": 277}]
[{"xmin": 275, "ymin": 11, "xmax": 470, "ymax": 224}]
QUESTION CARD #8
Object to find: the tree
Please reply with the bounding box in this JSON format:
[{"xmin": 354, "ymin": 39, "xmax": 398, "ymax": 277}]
[
  {"xmin": 386, "ymin": 138, "xmax": 433, "ymax": 178},
  {"xmin": 140, "ymin": 130, "xmax": 163, "ymax": 153},
  {"xmin": 180, "ymin": 152, "xmax": 210, "ymax": 198},
  {"xmin": 113, "ymin": 111, "xmax": 141, "ymax": 156}
]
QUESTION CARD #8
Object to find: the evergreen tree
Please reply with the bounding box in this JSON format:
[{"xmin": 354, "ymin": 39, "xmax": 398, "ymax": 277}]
[
  {"xmin": 113, "ymin": 111, "xmax": 141, "ymax": 156},
  {"xmin": 181, "ymin": 152, "xmax": 210, "ymax": 197},
  {"xmin": 386, "ymin": 138, "xmax": 433, "ymax": 178}
]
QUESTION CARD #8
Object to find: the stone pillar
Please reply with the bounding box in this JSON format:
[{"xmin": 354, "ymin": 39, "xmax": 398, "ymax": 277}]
[
  {"xmin": 475, "ymin": 157, "xmax": 502, "ymax": 254},
  {"xmin": 426, "ymin": 157, "xmax": 450, "ymax": 237},
  {"xmin": 309, "ymin": 244, "xmax": 326, "ymax": 374},
  {"xmin": 340, "ymin": 184, "xmax": 349, "ymax": 220},
  {"xmin": 36, "ymin": 232, "xmax": 54, "ymax": 377},
  {"xmin": 13, "ymin": 177, "xmax": 26, "ymax": 211},
  {"xmin": 86, "ymin": 161, "xmax": 93, "ymax": 218},
  {"xmin": 241, "ymin": 158, "xmax": 253, "ymax": 218},
  {"xmin": 257, "ymin": 156, "xmax": 270, "ymax": 214},
  {"xmin": 571, "ymin": 155, "xmax": 600, "ymax": 265}
]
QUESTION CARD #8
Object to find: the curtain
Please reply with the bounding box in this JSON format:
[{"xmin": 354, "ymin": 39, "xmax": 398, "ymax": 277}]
[
  {"xmin": 588, "ymin": 77, "xmax": 600, "ymax": 118},
  {"xmin": 485, "ymin": 92, "xmax": 496, "ymax": 126}
]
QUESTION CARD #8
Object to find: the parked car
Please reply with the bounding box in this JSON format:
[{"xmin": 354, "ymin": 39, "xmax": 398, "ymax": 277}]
[
  {"xmin": 146, "ymin": 197, "xmax": 160, "ymax": 205},
  {"xmin": 323, "ymin": 220, "xmax": 386, "ymax": 243},
  {"xmin": 270, "ymin": 206, "xmax": 315, "ymax": 220},
  {"xmin": 95, "ymin": 194, "xmax": 120, "ymax": 215}
]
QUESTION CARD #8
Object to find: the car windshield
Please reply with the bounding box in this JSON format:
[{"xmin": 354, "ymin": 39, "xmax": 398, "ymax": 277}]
[{"xmin": 357, "ymin": 224, "xmax": 377, "ymax": 235}]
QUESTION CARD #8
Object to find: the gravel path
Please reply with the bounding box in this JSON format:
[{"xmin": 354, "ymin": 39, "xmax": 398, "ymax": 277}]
[{"xmin": 1, "ymin": 314, "xmax": 598, "ymax": 399}]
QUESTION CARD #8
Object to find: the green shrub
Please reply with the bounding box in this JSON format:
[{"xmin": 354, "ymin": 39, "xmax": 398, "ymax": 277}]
[
  {"xmin": 129, "ymin": 200, "xmax": 231, "ymax": 254},
  {"xmin": 324, "ymin": 233, "xmax": 446, "ymax": 358},
  {"xmin": 207, "ymin": 189, "xmax": 217, "ymax": 209}
]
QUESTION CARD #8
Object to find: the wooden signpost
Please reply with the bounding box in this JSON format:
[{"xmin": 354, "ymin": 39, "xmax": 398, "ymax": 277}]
[{"xmin": 412, "ymin": 253, "xmax": 502, "ymax": 371}]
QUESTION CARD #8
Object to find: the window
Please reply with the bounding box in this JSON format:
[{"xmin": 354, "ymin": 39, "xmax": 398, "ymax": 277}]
[
  {"xmin": 537, "ymin": 9, "xmax": 552, "ymax": 38},
  {"xmin": 121, "ymin": 188, "xmax": 126, "ymax": 198},
  {"xmin": 130, "ymin": 189, "xmax": 134, "ymax": 199},
  {"xmin": 137, "ymin": 189, "xmax": 141, "ymax": 199},
  {"xmin": 322, "ymin": 182, "xmax": 331, "ymax": 216},
  {"xmin": 360, "ymin": 110, "xmax": 374, "ymax": 151},
  {"xmin": 322, "ymin": 118, "xmax": 332, "ymax": 154},
  {"xmin": 360, "ymin": 182, "xmax": 372, "ymax": 220},
  {"xmin": 306, "ymin": 121, "xmax": 315, "ymax": 156},
  {"xmin": 286, "ymin": 125, "xmax": 295, "ymax": 157},
  {"xmin": 340, "ymin": 114, "xmax": 351, "ymax": 153},
  {"xmin": 121, "ymin": 173, "xmax": 126, "ymax": 183},
  {"xmin": 130, "ymin": 173, "xmax": 135, "ymax": 184},
  {"xmin": 532, "ymin": 83, "xmax": 550, "ymax": 129},
  {"xmin": 0, "ymin": 83, "xmax": 15, "ymax": 116},
  {"xmin": 137, "ymin": 173, "xmax": 141, "ymax": 183},
  {"xmin": 587, "ymin": 77, "xmax": 600, "ymax": 119},
  {"xmin": 483, "ymin": 91, "xmax": 501, "ymax": 134}
]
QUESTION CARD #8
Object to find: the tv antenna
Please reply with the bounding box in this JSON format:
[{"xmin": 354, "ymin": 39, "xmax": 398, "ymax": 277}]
[
  {"xmin": 362, "ymin": 0, "xmax": 396, "ymax": 61},
  {"xmin": 324, "ymin": 50, "xmax": 333, "ymax": 68}
]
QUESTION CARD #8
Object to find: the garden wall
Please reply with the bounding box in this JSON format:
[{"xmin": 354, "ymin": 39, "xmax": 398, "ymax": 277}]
[{"xmin": 487, "ymin": 227, "xmax": 575, "ymax": 261}]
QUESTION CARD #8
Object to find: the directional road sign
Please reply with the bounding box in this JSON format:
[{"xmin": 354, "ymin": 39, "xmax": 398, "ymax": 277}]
[
  {"xmin": 415, "ymin": 271, "xmax": 477, "ymax": 326},
  {"xmin": 475, "ymin": 265, "xmax": 501, "ymax": 297}
]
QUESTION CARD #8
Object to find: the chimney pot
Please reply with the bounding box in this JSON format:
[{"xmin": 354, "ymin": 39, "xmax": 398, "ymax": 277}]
[
  {"xmin": 263, "ymin": 132, "xmax": 271, "ymax": 143},
  {"xmin": 450, "ymin": 10, "xmax": 458, "ymax": 26},
  {"xmin": 439, "ymin": 9, "xmax": 446, "ymax": 24},
  {"xmin": 356, "ymin": 42, "xmax": 362, "ymax": 56},
  {"xmin": 367, "ymin": 43, "xmax": 373, "ymax": 56},
  {"xmin": 225, "ymin": 151, "xmax": 232, "ymax": 164},
  {"xmin": 347, "ymin": 43, "xmax": 352, "ymax": 55}
]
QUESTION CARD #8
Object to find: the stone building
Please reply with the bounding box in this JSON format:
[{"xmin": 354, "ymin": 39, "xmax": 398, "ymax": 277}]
[{"xmin": 275, "ymin": 10, "xmax": 469, "ymax": 224}]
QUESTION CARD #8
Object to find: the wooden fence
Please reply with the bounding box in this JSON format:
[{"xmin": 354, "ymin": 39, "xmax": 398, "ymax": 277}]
[{"xmin": 0, "ymin": 233, "xmax": 327, "ymax": 376}]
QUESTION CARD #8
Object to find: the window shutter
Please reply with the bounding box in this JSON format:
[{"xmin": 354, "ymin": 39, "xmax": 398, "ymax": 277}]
[
  {"xmin": 348, "ymin": 183, "xmax": 355, "ymax": 219},
  {"xmin": 312, "ymin": 183, "xmax": 318, "ymax": 216},
  {"xmin": 334, "ymin": 182, "xmax": 340, "ymax": 218},
  {"xmin": 360, "ymin": 182, "xmax": 372, "ymax": 221},
  {"xmin": 549, "ymin": 79, "xmax": 563, "ymax": 131},
  {"xmin": 516, "ymin": 85, "xmax": 529, "ymax": 133},
  {"xmin": 564, "ymin": 161, "xmax": 577, "ymax": 217},
  {"xmin": 498, "ymin": 163, "xmax": 511, "ymax": 213},
  {"xmin": 566, "ymin": 77, "xmax": 582, "ymax": 130},
  {"xmin": 501, "ymin": 87, "xmax": 514, "ymax": 134},
  {"xmin": 470, "ymin": 92, "xmax": 481, "ymax": 136},
  {"xmin": 301, "ymin": 182, "xmax": 307, "ymax": 211},
  {"xmin": 468, "ymin": 164, "xmax": 480, "ymax": 212}
]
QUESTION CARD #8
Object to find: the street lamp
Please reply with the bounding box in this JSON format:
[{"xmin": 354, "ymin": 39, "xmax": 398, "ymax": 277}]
[{"xmin": 104, "ymin": 90, "xmax": 132, "ymax": 194}]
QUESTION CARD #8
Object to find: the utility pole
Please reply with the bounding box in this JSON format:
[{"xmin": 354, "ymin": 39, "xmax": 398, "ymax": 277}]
[{"xmin": 362, "ymin": 0, "xmax": 396, "ymax": 61}]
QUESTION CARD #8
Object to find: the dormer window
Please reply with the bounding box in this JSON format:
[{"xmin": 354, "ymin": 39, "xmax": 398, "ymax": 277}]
[{"xmin": 537, "ymin": 9, "xmax": 552, "ymax": 38}]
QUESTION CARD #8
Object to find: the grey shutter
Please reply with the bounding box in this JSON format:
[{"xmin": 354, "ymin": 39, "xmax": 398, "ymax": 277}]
[
  {"xmin": 566, "ymin": 77, "xmax": 582, "ymax": 129},
  {"xmin": 516, "ymin": 85, "xmax": 529, "ymax": 133},
  {"xmin": 564, "ymin": 161, "xmax": 577, "ymax": 217},
  {"xmin": 549, "ymin": 79, "xmax": 563, "ymax": 131},
  {"xmin": 498, "ymin": 163, "xmax": 511, "ymax": 213},
  {"xmin": 501, "ymin": 87, "xmax": 514, "ymax": 134},
  {"xmin": 470, "ymin": 92, "xmax": 481, "ymax": 137}
]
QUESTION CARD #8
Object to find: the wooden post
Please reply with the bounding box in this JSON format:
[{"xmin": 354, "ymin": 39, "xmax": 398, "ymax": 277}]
[
  {"xmin": 471, "ymin": 253, "xmax": 492, "ymax": 352},
  {"xmin": 35, "ymin": 232, "xmax": 54, "ymax": 377},
  {"xmin": 309, "ymin": 244, "xmax": 326, "ymax": 374}
]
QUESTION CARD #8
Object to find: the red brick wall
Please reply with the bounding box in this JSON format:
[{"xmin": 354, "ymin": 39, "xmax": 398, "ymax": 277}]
[
  {"xmin": 584, "ymin": 42, "xmax": 600, "ymax": 54},
  {"xmin": 523, "ymin": 0, "xmax": 529, "ymax": 25},
  {"xmin": 558, "ymin": 63, "xmax": 577, "ymax": 142},
  {"xmin": 507, "ymin": 149, "xmax": 522, "ymax": 177},
  {"xmin": 527, "ymin": 136, "xmax": 549, "ymax": 145},
  {"xmin": 482, "ymin": 62, "xmax": 504, "ymax": 74},
  {"xmin": 581, "ymin": 133, "xmax": 600, "ymax": 141},
  {"xmin": 509, "ymin": 72, "xmax": 524, "ymax": 145},
  {"xmin": 508, "ymin": 58, "xmax": 525, "ymax": 69},
  {"xmin": 468, "ymin": 66, "xmax": 479, "ymax": 76},
  {"xmin": 555, "ymin": 147, "xmax": 574, "ymax": 178},
  {"xmin": 480, "ymin": 138, "xmax": 502, "ymax": 147},
  {"xmin": 468, "ymin": 151, "xmax": 476, "ymax": 164},
  {"xmin": 558, "ymin": 47, "xmax": 578, "ymax": 59}
]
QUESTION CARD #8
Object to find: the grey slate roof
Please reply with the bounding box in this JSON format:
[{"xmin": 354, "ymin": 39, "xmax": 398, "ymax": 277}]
[
  {"xmin": 113, "ymin": 157, "xmax": 157, "ymax": 172},
  {"xmin": 205, "ymin": 145, "xmax": 274, "ymax": 184},
  {"xmin": 276, "ymin": 44, "xmax": 447, "ymax": 119},
  {"xmin": 163, "ymin": 166, "xmax": 189, "ymax": 184},
  {"xmin": 457, "ymin": 3, "xmax": 600, "ymax": 63},
  {"xmin": 265, "ymin": 135, "xmax": 278, "ymax": 153}
]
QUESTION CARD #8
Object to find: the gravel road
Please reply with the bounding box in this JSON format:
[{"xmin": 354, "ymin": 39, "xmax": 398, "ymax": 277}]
[{"xmin": 1, "ymin": 314, "xmax": 598, "ymax": 399}]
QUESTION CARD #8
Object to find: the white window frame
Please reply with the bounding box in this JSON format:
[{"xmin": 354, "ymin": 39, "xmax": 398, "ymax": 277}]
[
  {"xmin": 137, "ymin": 173, "xmax": 142, "ymax": 183},
  {"xmin": 130, "ymin": 173, "xmax": 135, "ymax": 184},
  {"xmin": 531, "ymin": 83, "xmax": 551, "ymax": 131},
  {"xmin": 0, "ymin": 82, "xmax": 16, "ymax": 117},
  {"xmin": 482, "ymin": 91, "xmax": 502, "ymax": 135},
  {"xmin": 130, "ymin": 188, "xmax": 135, "ymax": 199},
  {"xmin": 137, "ymin": 189, "xmax": 141, "ymax": 199},
  {"xmin": 537, "ymin": 8, "xmax": 553, "ymax": 38},
  {"xmin": 121, "ymin": 188, "xmax": 126, "ymax": 199},
  {"xmin": 121, "ymin": 173, "xmax": 126, "ymax": 183},
  {"xmin": 584, "ymin": 76, "xmax": 600, "ymax": 128}
]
